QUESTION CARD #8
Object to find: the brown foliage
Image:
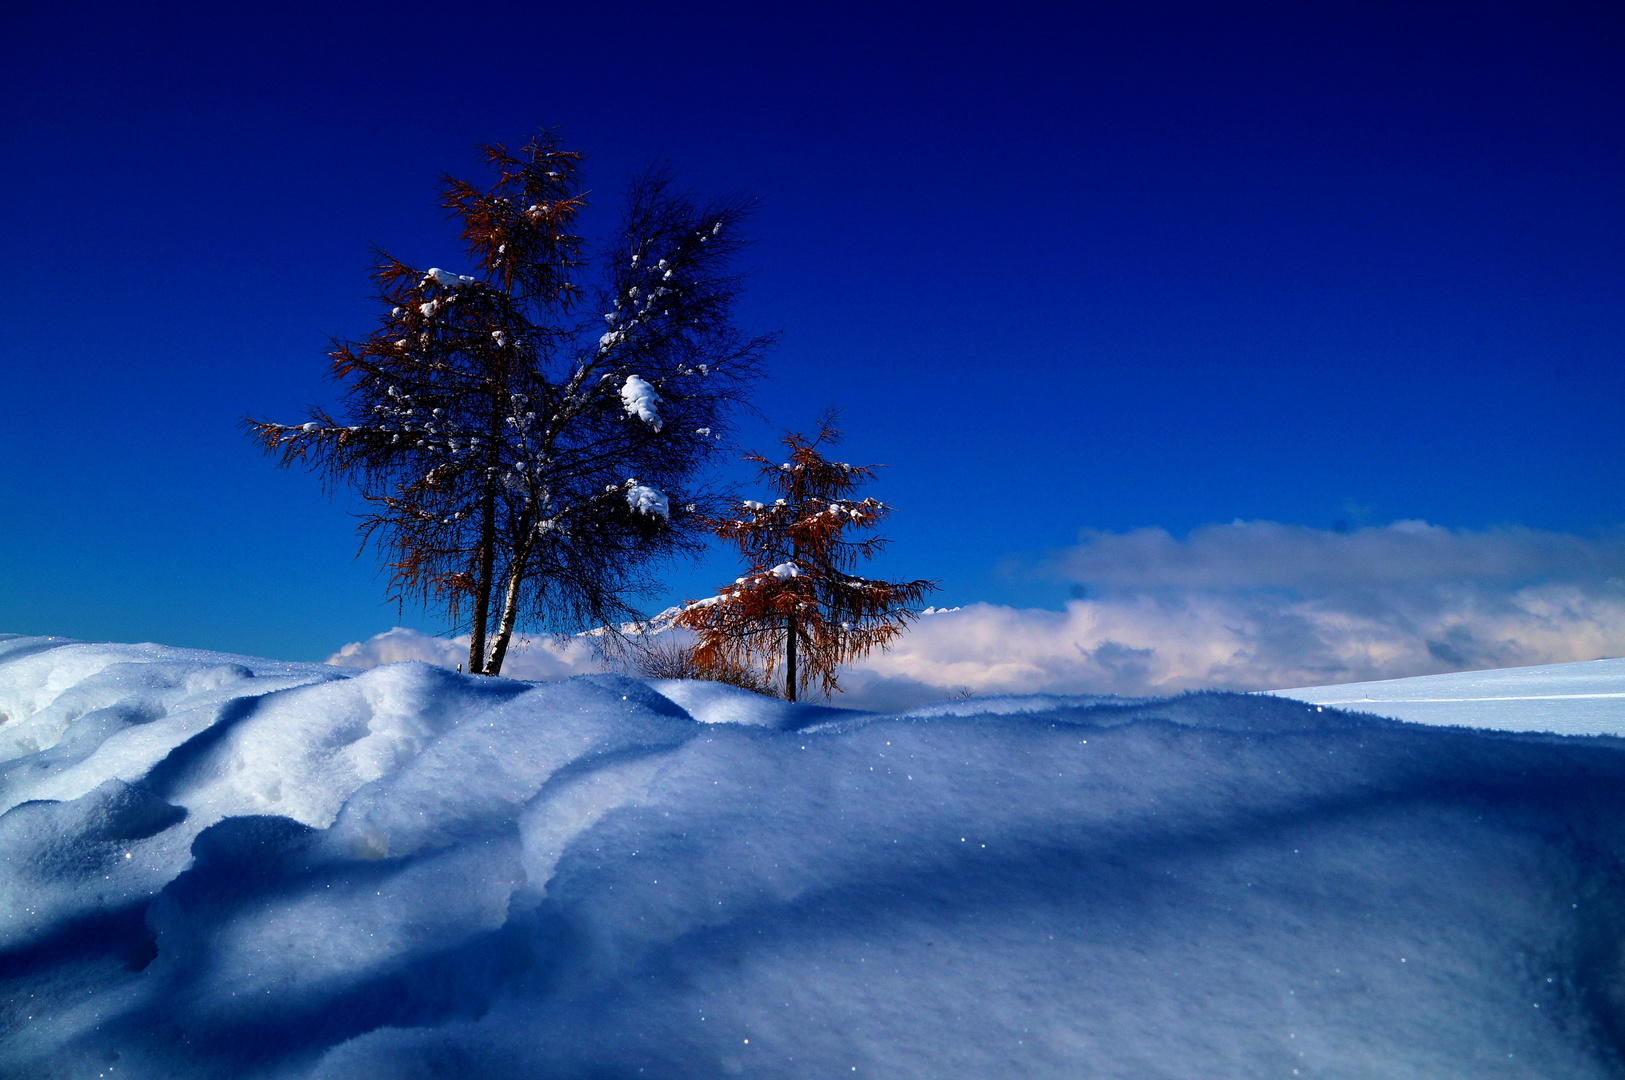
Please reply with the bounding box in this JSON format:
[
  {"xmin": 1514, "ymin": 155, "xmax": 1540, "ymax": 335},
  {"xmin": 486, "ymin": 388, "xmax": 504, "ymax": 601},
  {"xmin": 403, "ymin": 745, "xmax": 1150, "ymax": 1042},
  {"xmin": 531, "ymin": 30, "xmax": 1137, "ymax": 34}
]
[
  {"xmin": 673, "ymin": 412, "xmax": 937, "ymax": 700},
  {"xmin": 630, "ymin": 639, "xmax": 778, "ymax": 696}
]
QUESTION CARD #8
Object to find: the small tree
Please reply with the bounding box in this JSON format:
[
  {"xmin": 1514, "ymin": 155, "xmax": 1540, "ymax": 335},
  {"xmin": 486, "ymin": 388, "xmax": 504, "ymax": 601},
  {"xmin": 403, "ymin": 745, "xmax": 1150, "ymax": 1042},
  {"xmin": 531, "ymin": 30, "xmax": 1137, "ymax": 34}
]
[
  {"xmin": 626, "ymin": 637, "xmax": 779, "ymax": 696},
  {"xmin": 246, "ymin": 131, "xmax": 769, "ymax": 675},
  {"xmin": 673, "ymin": 413, "xmax": 937, "ymax": 700}
]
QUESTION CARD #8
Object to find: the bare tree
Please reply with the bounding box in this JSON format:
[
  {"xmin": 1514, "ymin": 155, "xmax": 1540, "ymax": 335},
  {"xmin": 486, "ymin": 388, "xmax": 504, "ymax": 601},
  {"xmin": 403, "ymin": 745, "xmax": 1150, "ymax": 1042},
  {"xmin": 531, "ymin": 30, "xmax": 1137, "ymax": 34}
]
[
  {"xmin": 246, "ymin": 131, "xmax": 770, "ymax": 675},
  {"xmin": 673, "ymin": 412, "xmax": 937, "ymax": 700}
]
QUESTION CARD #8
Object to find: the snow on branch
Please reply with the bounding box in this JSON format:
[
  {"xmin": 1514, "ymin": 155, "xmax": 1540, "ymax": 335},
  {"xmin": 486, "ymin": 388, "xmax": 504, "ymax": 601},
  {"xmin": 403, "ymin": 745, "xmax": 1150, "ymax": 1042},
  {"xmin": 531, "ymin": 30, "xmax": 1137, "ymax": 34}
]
[
  {"xmin": 620, "ymin": 375, "xmax": 664, "ymax": 431},
  {"xmin": 423, "ymin": 268, "xmax": 477, "ymax": 289},
  {"xmin": 625, "ymin": 481, "xmax": 670, "ymax": 519}
]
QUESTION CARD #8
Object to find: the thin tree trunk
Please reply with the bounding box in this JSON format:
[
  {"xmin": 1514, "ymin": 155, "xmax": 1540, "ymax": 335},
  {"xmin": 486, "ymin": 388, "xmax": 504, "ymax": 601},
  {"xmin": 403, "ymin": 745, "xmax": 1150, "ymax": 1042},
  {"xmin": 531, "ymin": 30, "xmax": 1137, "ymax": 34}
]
[
  {"xmin": 785, "ymin": 610, "xmax": 797, "ymax": 702},
  {"xmin": 468, "ymin": 487, "xmax": 497, "ymax": 674},
  {"xmin": 469, "ymin": 384, "xmax": 508, "ymax": 675},
  {"xmin": 786, "ymin": 539, "xmax": 799, "ymax": 701},
  {"xmin": 483, "ymin": 515, "xmax": 537, "ymax": 677}
]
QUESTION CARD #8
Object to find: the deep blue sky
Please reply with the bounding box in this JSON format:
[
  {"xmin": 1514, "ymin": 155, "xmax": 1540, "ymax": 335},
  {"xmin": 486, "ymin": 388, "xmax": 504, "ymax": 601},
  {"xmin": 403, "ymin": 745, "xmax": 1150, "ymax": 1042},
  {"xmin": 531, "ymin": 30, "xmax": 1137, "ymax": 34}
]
[{"xmin": 3, "ymin": 0, "xmax": 1622, "ymax": 662}]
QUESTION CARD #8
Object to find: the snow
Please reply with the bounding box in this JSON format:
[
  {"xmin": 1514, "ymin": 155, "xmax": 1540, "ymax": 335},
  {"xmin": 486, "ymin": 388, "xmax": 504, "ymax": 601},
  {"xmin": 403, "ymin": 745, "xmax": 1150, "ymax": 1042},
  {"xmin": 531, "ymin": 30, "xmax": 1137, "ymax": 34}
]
[
  {"xmin": 625, "ymin": 481, "xmax": 669, "ymax": 519},
  {"xmin": 1266, "ymin": 655, "xmax": 1625, "ymax": 734},
  {"xmin": 421, "ymin": 268, "xmax": 475, "ymax": 289},
  {"xmin": 6, "ymin": 632, "xmax": 1625, "ymax": 1078},
  {"xmin": 769, "ymin": 560, "xmax": 800, "ymax": 579},
  {"xmin": 619, "ymin": 374, "xmax": 662, "ymax": 430}
]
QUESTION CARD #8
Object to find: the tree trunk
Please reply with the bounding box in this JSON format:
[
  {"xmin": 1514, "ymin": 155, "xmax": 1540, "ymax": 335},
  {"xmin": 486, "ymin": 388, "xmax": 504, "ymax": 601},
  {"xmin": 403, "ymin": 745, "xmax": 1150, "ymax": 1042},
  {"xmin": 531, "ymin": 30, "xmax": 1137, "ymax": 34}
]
[
  {"xmin": 468, "ymin": 385, "xmax": 508, "ymax": 675},
  {"xmin": 785, "ymin": 610, "xmax": 797, "ymax": 702},
  {"xmin": 483, "ymin": 567, "xmax": 524, "ymax": 676},
  {"xmin": 483, "ymin": 514, "xmax": 537, "ymax": 677},
  {"xmin": 468, "ymin": 487, "xmax": 497, "ymax": 674},
  {"xmin": 785, "ymin": 539, "xmax": 800, "ymax": 702}
]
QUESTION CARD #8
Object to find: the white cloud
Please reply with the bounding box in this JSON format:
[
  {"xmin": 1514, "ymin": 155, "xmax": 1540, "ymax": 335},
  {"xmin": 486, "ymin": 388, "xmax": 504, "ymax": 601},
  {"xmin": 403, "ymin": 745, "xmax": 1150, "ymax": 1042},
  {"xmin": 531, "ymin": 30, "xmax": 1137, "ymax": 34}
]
[
  {"xmin": 840, "ymin": 583, "xmax": 1625, "ymax": 709},
  {"xmin": 328, "ymin": 522, "xmax": 1625, "ymax": 712},
  {"xmin": 328, "ymin": 627, "xmax": 604, "ymax": 681},
  {"xmin": 1048, "ymin": 520, "xmax": 1625, "ymax": 591}
]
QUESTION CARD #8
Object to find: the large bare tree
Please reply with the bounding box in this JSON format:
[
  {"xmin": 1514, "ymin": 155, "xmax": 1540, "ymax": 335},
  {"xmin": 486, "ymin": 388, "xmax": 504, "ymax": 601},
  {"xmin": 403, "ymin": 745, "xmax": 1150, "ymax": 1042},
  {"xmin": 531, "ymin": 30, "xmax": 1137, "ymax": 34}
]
[{"xmin": 246, "ymin": 131, "xmax": 769, "ymax": 674}]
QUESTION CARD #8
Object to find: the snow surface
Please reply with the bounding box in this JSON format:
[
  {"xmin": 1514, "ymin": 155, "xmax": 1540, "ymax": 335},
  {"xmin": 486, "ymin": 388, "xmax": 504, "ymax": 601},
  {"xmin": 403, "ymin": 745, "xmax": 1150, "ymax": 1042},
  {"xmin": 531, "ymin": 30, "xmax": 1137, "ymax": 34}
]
[
  {"xmin": 7, "ymin": 632, "xmax": 1625, "ymax": 1078},
  {"xmin": 1268, "ymin": 656, "xmax": 1625, "ymax": 735}
]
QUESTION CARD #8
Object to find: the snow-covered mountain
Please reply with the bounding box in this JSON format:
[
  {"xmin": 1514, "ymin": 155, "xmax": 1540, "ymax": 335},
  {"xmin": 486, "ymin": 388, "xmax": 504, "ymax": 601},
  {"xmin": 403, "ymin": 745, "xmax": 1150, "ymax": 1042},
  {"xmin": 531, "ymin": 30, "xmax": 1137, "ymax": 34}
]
[{"xmin": 5, "ymin": 633, "xmax": 1625, "ymax": 1078}]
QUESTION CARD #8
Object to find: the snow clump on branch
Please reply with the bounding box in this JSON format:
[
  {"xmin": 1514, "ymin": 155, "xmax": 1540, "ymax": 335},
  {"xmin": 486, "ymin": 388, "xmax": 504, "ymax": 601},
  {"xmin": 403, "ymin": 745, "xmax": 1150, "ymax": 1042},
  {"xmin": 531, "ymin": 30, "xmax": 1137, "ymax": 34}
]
[
  {"xmin": 625, "ymin": 482, "xmax": 670, "ymax": 519},
  {"xmin": 620, "ymin": 375, "xmax": 663, "ymax": 431},
  {"xmin": 422, "ymin": 268, "xmax": 476, "ymax": 289}
]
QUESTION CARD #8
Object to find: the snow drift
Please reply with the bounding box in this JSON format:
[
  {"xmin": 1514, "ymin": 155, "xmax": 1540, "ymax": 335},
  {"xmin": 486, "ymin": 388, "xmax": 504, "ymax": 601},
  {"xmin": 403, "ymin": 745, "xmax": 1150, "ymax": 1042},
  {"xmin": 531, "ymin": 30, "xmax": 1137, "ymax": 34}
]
[{"xmin": 5, "ymin": 633, "xmax": 1625, "ymax": 1078}]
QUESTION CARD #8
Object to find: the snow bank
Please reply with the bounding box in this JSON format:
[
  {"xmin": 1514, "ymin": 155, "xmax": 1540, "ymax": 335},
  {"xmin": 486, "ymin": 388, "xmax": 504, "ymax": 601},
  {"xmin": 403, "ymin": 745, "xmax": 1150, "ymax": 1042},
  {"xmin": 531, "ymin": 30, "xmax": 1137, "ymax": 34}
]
[{"xmin": 6, "ymin": 632, "xmax": 1625, "ymax": 1078}]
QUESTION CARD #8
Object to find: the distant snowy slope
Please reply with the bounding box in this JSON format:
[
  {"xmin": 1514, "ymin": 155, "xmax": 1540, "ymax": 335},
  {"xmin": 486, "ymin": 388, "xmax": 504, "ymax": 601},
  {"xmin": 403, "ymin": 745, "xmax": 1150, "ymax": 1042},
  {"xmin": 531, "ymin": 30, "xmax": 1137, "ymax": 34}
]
[
  {"xmin": 1268, "ymin": 656, "xmax": 1625, "ymax": 734},
  {"xmin": 6, "ymin": 633, "xmax": 1625, "ymax": 1078}
]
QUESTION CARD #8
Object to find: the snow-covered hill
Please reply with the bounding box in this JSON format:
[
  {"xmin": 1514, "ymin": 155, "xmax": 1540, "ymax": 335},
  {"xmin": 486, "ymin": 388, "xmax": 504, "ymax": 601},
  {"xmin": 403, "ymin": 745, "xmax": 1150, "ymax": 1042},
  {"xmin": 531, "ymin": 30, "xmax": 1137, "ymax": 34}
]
[
  {"xmin": 5, "ymin": 633, "xmax": 1625, "ymax": 1078},
  {"xmin": 1268, "ymin": 656, "xmax": 1625, "ymax": 735}
]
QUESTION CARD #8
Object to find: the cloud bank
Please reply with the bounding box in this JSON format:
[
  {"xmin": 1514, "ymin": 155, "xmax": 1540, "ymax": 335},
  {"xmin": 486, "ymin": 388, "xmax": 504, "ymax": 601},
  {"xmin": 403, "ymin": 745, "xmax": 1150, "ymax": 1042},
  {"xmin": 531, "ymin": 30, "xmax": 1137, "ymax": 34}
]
[
  {"xmin": 1049, "ymin": 520, "xmax": 1625, "ymax": 591},
  {"xmin": 328, "ymin": 628, "xmax": 604, "ymax": 682},
  {"xmin": 330, "ymin": 522, "xmax": 1625, "ymax": 712}
]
